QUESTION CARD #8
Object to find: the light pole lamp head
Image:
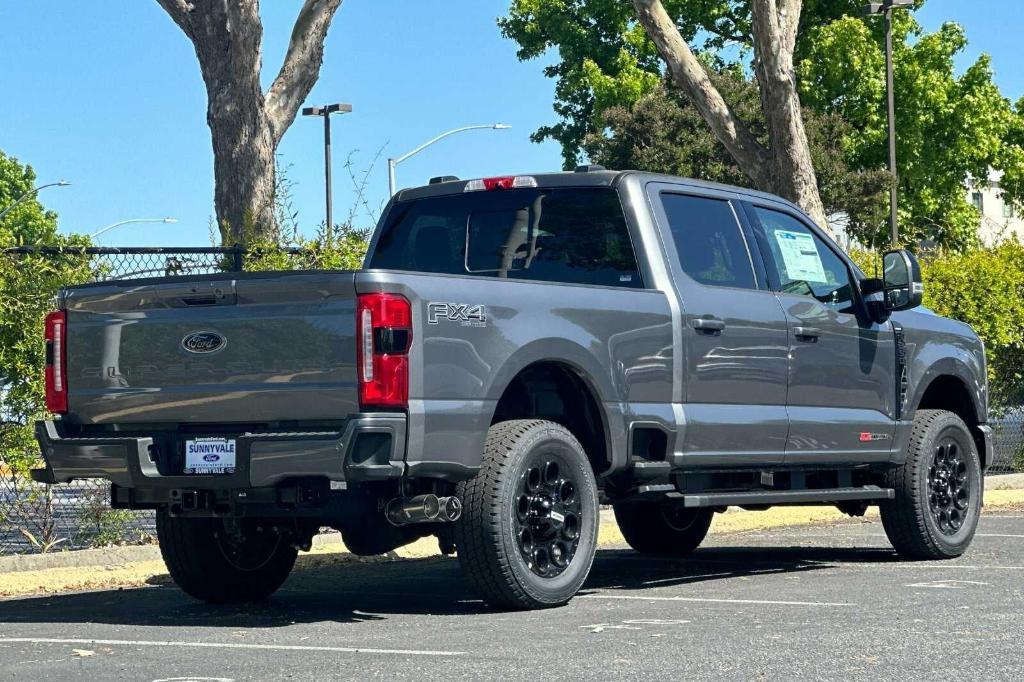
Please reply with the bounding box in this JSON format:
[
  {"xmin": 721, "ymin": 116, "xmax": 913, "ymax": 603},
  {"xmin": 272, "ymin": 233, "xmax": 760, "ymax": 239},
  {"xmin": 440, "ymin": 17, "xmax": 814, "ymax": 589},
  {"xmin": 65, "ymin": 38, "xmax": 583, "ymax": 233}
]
[
  {"xmin": 863, "ymin": 0, "xmax": 914, "ymax": 13},
  {"xmin": 303, "ymin": 103, "xmax": 352, "ymax": 117},
  {"xmin": 57, "ymin": 180, "xmax": 71, "ymax": 187},
  {"xmin": 492, "ymin": 123, "xmax": 511, "ymax": 130}
]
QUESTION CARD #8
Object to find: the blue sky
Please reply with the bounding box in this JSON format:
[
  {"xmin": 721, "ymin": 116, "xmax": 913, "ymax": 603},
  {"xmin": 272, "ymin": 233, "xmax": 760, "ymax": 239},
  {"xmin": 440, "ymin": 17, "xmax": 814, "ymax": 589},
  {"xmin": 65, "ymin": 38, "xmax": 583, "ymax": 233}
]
[{"xmin": 1, "ymin": 0, "xmax": 1021, "ymax": 247}]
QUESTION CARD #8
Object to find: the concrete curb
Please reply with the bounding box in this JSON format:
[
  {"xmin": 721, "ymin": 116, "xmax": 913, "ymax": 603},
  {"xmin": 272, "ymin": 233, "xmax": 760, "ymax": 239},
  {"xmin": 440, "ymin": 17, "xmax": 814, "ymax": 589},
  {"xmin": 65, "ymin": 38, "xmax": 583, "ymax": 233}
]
[{"xmin": 987, "ymin": 472, "xmax": 1024, "ymax": 490}]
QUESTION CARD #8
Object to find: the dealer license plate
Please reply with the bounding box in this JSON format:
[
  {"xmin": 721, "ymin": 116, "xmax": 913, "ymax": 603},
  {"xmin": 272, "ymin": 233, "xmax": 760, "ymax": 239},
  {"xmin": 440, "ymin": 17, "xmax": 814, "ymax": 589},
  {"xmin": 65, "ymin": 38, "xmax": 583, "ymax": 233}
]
[{"xmin": 184, "ymin": 438, "xmax": 237, "ymax": 474}]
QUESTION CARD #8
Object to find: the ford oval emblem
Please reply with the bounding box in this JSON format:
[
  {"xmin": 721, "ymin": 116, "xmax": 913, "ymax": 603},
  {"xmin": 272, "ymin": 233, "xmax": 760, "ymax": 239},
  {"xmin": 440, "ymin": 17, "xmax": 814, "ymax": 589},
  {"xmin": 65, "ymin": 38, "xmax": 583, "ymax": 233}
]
[
  {"xmin": 203, "ymin": 454, "xmax": 220, "ymax": 462},
  {"xmin": 181, "ymin": 331, "xmax": 226, "ymax": 354}
]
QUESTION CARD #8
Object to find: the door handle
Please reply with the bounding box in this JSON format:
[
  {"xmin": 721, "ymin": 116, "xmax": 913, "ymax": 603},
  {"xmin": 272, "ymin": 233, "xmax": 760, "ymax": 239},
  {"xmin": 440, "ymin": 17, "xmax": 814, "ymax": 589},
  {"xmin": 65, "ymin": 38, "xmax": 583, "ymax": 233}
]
[
  {"xmin": 793, "ymin": 326, "xmax": 820, "ymax": 341},
  {"xmin": 692, "ymin": 317, "xmax": 726, "ymax": 334}
]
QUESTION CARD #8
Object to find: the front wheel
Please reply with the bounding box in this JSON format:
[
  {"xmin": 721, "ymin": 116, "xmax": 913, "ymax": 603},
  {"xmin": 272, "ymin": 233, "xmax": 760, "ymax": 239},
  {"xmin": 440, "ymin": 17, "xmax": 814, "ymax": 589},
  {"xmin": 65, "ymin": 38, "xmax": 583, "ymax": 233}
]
[
  {"xmin": 454, "ymin": 420, "xmax": 600, "ymax": 609},
  {"xmin": 880, "ymin": 409, "xmax": 982, "ymax": 559},
  {"xmin": 156, "ymin": 511, "xmax": 298, "ymax": 603},
  {"xmin": 613, "ymin": 502, "xmax": 713, "ymax": 556}
]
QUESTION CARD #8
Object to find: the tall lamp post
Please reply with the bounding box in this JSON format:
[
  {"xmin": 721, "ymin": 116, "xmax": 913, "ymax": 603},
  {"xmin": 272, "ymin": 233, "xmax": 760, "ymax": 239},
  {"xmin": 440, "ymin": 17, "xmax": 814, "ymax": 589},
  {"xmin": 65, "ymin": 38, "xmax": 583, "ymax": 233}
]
[
  {"xmin": 864, "ymin": 0, "xmax": 914, "ymax": 245},
  {"xmin": 90, "ymin": 217, "xmax": 178, "ymax": 239},
  {"xmin": 302, "ymin": 103, "xmax": 353, "ymax": 239},
  {"xmin": 0, "ymin": 180, "xmax": 71, "ymax": 220},
  {"xmin": 388, "ymin": 124, "xmax": 511, "ymax": 197}
]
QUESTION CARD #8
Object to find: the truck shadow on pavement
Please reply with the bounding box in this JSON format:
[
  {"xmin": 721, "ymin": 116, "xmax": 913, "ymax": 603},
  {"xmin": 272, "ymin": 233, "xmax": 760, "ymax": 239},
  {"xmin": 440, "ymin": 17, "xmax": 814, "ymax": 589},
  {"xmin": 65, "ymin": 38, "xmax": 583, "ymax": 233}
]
[{"xmin": 0, "ymin": 544, "xmax": 899, "ymax": 628}]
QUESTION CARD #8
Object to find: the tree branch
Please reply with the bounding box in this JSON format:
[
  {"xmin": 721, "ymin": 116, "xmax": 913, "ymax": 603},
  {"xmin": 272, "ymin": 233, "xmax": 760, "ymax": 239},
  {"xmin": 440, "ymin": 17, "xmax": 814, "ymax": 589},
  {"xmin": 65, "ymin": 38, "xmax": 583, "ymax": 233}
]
[
  {"xmin": 632, "ymin": 0, "xmax": 772, "ymax": 188},
  {"xmin": 154, "ymin": 0, "xmax": 196, "ymax": 40},
  {"xmin": 266, "ymin": 0, "xmax": 344, "ymax": 143}
]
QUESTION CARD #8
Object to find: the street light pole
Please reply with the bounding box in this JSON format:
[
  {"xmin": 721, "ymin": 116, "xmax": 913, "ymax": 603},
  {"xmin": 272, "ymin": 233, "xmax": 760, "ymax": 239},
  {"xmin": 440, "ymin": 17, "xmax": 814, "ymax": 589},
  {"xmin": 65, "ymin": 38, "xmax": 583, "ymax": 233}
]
[
  {"xmin": 90, "ymin": 217, "xmax": 178, "ymax": 239},
  {"xmin": 0, "ymin": 180, "xmax": 70, "ymax": 220},
  {"xmin": 864, "ymin": 0, "xmax": 913, "ymax": 245},
  {"xmin": 302, "ymin": 103, "xmax": 353, "ymax": 239},
  {"xmin": 388, "ymin": 124, "xmax": 511, "ymax": 197}
]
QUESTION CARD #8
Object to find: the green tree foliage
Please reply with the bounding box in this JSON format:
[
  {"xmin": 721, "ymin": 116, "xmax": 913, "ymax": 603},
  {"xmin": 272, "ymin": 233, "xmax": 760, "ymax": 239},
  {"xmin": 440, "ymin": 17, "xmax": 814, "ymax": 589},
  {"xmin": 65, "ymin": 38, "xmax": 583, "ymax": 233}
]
[
  {"xmin": 500, "ymin": 0, "xmax": 864, "ymax": 168},
  {"xmin": 583, "ymin": 72, "xmax": 891, "ymax": 231},
  {"xmin": 799, "ymin": 15, "xmax": 1024, "ymax": 248},
  {"xmin": 0, "ymin": 151, "xmax": 92, "ymax": 474},
  {"xmin": 501, "ymin": 1, "xmax": 1024, "ymax": 248}
]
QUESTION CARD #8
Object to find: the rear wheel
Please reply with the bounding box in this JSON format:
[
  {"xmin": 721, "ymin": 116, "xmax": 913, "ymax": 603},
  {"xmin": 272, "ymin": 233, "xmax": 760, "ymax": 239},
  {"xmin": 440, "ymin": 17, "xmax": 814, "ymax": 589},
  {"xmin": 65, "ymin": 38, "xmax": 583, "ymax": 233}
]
[
  {"xmin": 880, "ymin": 409, "xmax": 982, "ymax": 559},
  {"xmin": 454, "ymin": 420, "xmax": 599, "ymax": 609},
  {"xmin": 156, "ymin": 510, "xmax": 298, "ymax": 603},
  {"xmin": 613, "ymin": 501, "xmax": 713, "ymax": 556}
]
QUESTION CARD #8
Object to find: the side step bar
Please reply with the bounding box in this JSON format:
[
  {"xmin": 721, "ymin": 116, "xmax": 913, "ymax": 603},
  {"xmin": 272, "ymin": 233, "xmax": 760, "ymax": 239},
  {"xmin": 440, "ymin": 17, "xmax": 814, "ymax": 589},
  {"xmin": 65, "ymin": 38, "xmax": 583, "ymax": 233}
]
[{"xmin": 680, "ymin": 485, "xmax": 894, "ymax": 508}]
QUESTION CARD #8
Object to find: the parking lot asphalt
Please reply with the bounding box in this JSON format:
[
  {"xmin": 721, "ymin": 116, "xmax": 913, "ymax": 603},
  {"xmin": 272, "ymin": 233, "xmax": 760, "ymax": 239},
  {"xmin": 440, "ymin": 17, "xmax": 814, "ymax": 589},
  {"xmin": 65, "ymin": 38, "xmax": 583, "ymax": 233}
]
[{"xmin": 1, "ymin": 510, "xmax": 1022, "ymax": 681}]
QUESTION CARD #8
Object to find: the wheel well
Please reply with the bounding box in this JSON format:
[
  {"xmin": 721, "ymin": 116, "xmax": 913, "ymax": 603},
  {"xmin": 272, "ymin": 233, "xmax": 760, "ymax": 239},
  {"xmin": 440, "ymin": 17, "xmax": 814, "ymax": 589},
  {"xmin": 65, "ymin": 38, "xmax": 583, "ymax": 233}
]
[
  {"xmin": 491, "ymin": 362, "xmax": 610, "ymax": 475},
  {"xmin": 916, "ymin": 375, "xmax": 985, "ymax": 467}
]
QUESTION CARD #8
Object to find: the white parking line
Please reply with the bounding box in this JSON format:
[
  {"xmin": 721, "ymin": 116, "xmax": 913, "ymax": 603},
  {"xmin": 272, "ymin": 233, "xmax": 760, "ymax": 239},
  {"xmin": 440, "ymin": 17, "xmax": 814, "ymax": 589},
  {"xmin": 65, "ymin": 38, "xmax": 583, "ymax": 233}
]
[
  {"xmin": 0, "ymin": 638, "xmax": 465, "ymax": 657},
  {"xmin": 976, "ymin": 533, "xmax": 1024, "ymax": 538},
  {"xmin": 582, "ymin": 594, "xmax": 853, "ymax": 607}
]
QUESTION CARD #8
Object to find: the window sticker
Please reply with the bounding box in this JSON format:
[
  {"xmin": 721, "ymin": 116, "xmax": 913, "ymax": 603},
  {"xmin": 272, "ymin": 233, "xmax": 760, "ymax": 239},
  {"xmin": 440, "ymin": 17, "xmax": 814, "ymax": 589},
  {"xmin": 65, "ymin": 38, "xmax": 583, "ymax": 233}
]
[{"xmin": 772, "ymin": 229, "xmax": 826, "ymax": 283}]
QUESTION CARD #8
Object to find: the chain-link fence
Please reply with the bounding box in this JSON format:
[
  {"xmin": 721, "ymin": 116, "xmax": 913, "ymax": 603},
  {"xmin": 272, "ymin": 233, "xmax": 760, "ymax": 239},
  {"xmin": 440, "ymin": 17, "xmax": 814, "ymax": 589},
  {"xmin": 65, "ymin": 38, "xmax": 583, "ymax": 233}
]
[
  {"xmin": 1, "ymin": 246, "xmax": 1023, "ymax": 555},
  {"xmin": 2, "ymin": 245, "xmax": 316, "ymax": 281},
  {"xmin": 990, "ymin": 407, "xmax": 1024, "ymax": 474}
]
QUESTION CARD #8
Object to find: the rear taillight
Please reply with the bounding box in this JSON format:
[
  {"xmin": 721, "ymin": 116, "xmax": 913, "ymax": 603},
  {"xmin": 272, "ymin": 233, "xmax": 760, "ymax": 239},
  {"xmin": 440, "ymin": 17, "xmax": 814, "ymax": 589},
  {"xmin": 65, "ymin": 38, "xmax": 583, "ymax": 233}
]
[
  {"xmin": 357, "ymin": 293, "xmax": 412, "ymax": 409},
  {"xmin": 44, "ymin": 310, "xmax": 67, "ymax": 414}
]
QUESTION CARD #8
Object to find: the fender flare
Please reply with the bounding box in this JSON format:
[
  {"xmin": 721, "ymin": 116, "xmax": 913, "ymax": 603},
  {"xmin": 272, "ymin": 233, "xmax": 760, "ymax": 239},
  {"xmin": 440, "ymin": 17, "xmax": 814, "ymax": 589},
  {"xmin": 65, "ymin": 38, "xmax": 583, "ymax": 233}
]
[{"xmin": 484, "ymin": 338, "xmax": 627, "ymax": 474}]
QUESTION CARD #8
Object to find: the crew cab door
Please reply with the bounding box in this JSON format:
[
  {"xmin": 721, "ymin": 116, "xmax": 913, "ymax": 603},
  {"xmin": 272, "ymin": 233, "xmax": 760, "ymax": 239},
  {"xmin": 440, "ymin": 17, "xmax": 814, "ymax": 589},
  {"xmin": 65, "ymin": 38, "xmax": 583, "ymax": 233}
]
[
  {"xmin": 742, "ymin": 202, "xmax": 896, "ymax": 464},
  {"xmin": 647, "ymin": 185, "xmax": 790, "ymax": 467}
]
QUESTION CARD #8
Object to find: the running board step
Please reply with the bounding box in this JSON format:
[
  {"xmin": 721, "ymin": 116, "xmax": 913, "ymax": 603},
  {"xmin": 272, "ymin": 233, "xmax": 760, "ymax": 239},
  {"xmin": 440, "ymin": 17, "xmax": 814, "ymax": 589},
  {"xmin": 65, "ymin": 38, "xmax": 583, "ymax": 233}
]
[{"xmin": 681, "ymin": 485, "xmax": 894, "ymax": 508}]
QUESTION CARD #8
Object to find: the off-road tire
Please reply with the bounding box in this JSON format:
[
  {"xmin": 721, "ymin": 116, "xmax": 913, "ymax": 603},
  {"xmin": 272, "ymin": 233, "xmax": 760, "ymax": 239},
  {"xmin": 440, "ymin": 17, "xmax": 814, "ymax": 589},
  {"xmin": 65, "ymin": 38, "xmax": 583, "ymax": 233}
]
[
  {"xmin": 880, "ymin": 409, "xmax": 982, "ymax": 559},
  {"xmin": 613, "ymin": 502, "xmax": 713, "ymax": 556},
  {"xmin": 156, "ymin": 510, "xmax": 298, "ymax": 603},
  {"xmin": 454, "ymin": 419, "xmax": 600, "ymax": 610}
]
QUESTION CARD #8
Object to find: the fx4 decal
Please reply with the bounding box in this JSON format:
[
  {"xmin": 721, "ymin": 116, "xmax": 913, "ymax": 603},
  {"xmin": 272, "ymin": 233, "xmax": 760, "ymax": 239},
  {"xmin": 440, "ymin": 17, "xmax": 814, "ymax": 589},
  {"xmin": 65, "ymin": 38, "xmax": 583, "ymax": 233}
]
[{"xmin": 427, "ymin": 302, "xmax": 487, "ymax": 327}]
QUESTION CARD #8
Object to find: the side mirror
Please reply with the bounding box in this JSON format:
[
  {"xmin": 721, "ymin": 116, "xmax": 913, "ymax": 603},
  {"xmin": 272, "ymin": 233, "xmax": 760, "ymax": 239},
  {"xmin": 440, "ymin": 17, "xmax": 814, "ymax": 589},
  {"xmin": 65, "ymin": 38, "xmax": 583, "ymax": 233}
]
[{"xmin": 882, "ymin": 249, "xmax": 924, "ymax": 311}]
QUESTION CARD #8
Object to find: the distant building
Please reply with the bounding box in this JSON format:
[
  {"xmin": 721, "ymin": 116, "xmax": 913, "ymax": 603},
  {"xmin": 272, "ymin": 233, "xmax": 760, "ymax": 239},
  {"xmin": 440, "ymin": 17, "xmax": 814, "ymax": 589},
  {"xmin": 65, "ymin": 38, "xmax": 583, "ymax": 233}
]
[{"xmin": 968, "ymin": 170, "xmax": 1024, "ymax": 245}]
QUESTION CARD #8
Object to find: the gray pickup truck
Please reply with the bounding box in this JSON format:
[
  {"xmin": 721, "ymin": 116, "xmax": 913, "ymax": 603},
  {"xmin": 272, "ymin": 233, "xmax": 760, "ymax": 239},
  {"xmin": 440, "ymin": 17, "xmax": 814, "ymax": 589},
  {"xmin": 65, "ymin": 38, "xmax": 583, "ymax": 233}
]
[{"xmin": 34, "ymin": 168, "xmax": 990, "ymax": 609}]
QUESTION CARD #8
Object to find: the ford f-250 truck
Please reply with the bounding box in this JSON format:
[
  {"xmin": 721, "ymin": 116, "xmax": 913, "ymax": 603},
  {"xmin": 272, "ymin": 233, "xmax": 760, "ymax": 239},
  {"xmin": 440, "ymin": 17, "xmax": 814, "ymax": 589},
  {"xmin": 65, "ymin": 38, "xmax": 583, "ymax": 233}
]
[{"xmin": 33, "ymin": 168, "xmax": 991, "ymax": 610}]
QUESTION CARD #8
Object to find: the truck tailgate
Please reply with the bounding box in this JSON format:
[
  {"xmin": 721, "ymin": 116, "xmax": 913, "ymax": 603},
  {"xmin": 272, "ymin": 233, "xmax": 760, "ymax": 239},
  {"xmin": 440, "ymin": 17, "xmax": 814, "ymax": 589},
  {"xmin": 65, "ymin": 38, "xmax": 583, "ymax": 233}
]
[{"xmin": 62, "ymin": 271, "xmax": 358, "ymax": 425}]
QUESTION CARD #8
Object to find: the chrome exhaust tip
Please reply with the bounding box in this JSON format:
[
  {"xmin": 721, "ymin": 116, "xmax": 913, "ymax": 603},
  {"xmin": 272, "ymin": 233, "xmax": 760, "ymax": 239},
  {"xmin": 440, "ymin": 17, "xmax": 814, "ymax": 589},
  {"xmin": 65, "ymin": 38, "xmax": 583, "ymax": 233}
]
[{"xmin": 386, "ymin": 494, "xmax": 462, "ymax": 526}]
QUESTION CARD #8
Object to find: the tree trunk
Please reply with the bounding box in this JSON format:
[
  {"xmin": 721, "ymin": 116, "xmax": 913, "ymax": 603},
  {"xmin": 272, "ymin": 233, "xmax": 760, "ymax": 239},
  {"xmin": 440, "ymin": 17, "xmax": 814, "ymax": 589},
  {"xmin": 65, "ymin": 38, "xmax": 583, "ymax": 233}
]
[
  {"xmin": 750, "ymin": 0, "xmax": 828, "ymax": 229},
  {"xmin": 208, "ymin": 103, "xmax": 278, "ymax": 244},
  {"xmin": 156, "ymin": 0, "xmax": 344, "ymax": 244},
  {"xmin": 632, "ymin": 0, "xmax": 832, "ymax": 234}
]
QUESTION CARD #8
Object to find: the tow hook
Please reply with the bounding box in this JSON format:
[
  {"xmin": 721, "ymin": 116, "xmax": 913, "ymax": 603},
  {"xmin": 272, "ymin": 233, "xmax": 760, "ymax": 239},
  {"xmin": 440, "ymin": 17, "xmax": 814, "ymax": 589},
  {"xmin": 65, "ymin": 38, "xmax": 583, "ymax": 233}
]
[{"xmin": 386, "ymin": 493, "xmax": 462, "ymax": 526}]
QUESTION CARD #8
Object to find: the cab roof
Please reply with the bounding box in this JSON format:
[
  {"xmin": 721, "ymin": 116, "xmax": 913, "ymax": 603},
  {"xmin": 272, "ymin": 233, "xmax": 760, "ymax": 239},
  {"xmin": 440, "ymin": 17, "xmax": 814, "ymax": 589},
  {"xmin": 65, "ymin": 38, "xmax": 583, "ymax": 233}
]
[{"xmin": 392, "ymin": 169, "xmax": 803, "ymax": 215}]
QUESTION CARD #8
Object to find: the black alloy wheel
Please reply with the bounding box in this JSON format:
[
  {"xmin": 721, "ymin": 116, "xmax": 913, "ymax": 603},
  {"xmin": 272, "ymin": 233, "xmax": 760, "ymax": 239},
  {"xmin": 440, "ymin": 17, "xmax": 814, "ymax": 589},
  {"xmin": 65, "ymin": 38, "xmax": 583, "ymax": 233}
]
[{"xmin": 514, "ymin": 455, "xmax": 582, "ymax": 578}]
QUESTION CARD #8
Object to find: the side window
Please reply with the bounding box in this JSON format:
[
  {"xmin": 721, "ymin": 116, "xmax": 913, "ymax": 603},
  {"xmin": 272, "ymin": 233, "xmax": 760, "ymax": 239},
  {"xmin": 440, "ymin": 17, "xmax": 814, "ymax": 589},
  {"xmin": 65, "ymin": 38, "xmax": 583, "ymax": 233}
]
[
  {"xmin": 496, "ymin": 190, "xmax": 643, "ymax": 288},
  {"xmin": 370, "ymin": 188, "xmax": 642, "ymax": 288},
  {"xmin": 660, "ymin": 193, "xmax": 756, "ymax": 289},
  {"xmin": 751, "ymin": 207, "xmax": 855, "ymax": 312}
]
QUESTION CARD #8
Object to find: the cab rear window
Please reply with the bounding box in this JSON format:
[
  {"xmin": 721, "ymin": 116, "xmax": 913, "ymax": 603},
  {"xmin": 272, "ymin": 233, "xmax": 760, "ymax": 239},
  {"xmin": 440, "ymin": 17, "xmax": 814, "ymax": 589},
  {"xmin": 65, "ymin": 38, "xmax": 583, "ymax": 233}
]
[{"xmin": 369, "ymin": 187, "xmax": 642, "ymax": 288}]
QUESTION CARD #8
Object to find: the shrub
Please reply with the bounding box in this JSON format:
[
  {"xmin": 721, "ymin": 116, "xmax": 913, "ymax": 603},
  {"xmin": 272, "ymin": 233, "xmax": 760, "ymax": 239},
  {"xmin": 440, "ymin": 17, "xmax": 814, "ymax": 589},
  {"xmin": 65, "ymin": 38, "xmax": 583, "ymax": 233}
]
[{"xmin": 850, "ymin": 241, "xmax": 1024, "ymax": 409}]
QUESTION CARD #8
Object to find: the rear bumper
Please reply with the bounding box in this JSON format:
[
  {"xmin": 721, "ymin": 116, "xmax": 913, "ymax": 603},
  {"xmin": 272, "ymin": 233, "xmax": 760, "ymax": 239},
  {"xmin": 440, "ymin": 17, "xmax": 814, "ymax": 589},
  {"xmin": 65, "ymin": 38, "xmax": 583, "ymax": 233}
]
[{"xmin": 31, "ymin": 413, "xmax": 408, "ymax": 489}]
